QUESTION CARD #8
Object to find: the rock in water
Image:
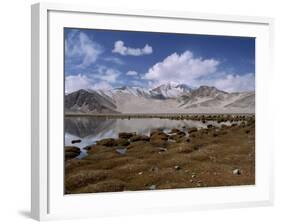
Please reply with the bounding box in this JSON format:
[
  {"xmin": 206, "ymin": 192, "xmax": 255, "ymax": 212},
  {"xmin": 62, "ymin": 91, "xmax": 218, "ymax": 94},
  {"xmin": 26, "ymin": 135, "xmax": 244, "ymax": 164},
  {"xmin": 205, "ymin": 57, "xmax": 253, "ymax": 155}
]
[
  {"xmin": 65, "ymin": 152, "xmax": 80, "ymax": 160},
  {"xmin": 188, "ymin": 127, "xmax": 198, "ymax": 134},
  {"xmin": 207, "ymin": 124, "xmax": 213, "ymax": 129},
  {"xmin": 119, "ymin": 132, "xmax": 135, "ymax": 139},
  {"xmin": 71, "ymin": 139, "xmax": 81, "ymax": 144},
  {"xmin": 169, "ymin": 131, "xmax": 186, "ymax": 142},
  {"xmin": 169, "ymin": 128, "xmax": 182, "ymax": 134},
  {"xmin": 65, "ymin": 146, "xmax": 80, "ymax": 153},
  {"xmin": 64, "ymin": 146, "xmax": 80, "ymax": 160}
]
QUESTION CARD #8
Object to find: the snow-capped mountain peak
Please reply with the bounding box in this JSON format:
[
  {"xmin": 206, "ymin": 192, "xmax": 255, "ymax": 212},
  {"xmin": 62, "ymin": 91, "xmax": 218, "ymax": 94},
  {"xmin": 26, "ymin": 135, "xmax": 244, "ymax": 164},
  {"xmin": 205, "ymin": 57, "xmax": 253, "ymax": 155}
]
[
  {"xmin": 94, "ymin": 83, "xmax": 193, "ymax": 99},
  {"xmin": 112, "ymin": 86, "xmax": 150, "ymax": 97},
  {"xmin": 150, "ymin": 82, "xmax": 192, "ymax": 98}
]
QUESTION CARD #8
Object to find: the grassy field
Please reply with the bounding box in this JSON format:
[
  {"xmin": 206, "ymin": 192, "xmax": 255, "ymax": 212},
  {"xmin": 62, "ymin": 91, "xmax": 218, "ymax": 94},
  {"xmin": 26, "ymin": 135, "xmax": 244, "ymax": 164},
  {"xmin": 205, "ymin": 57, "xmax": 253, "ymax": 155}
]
[{"xmin": 64, "ymin": 115, "xmax": 255, "ymax": 194}]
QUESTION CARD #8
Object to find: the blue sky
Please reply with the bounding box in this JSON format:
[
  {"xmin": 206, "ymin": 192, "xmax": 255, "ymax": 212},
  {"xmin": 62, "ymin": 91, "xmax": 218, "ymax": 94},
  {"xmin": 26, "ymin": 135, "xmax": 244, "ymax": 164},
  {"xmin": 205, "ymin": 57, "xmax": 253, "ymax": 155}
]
[{"xmin": 64, "ymin": 28, "xmax": 255, "ymax": 93}]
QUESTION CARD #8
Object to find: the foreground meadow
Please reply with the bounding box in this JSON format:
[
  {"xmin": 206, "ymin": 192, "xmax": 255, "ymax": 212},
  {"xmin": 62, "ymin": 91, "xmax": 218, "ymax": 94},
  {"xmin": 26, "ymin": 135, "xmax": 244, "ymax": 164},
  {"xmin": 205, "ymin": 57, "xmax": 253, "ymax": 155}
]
[{"xmin": 64, "ymin": 115, "xmax": 255, "ymax": 194}]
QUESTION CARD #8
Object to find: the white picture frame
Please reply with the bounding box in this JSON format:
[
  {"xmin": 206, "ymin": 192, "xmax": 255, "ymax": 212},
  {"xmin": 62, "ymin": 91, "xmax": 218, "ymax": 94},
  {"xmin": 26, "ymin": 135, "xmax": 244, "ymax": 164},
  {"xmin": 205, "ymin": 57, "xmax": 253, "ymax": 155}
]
[{"xmin": 31, "ymin": 2, "xmax": 274, "ymax": 221}]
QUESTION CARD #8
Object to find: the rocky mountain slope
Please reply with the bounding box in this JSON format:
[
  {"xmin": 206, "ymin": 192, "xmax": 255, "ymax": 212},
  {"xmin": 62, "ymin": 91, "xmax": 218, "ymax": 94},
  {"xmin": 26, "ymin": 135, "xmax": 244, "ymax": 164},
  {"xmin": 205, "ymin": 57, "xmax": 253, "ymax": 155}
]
[
  {"xmin": 65, "ymin": 89, "xmax": 119, "ymax": 113},
  {"xmin": 65, "ymin": 84, "xmax": 255, "ymax": 114}
]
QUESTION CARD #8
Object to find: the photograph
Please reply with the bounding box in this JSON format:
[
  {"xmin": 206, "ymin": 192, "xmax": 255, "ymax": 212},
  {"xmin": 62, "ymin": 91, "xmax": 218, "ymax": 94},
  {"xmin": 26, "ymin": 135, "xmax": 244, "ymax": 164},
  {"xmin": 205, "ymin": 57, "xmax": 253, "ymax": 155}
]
[{"xmin": 64, "ymin": 28, "xmax": 255, "ymax": 194}]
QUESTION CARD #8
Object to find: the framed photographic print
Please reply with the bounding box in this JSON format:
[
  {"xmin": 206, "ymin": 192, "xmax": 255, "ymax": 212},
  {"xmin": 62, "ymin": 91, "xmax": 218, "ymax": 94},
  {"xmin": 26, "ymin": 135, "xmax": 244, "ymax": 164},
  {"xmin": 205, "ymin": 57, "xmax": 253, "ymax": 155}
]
[{"xmin": 31, "ymin": 2, "xmax": 274, "ymax": 221}]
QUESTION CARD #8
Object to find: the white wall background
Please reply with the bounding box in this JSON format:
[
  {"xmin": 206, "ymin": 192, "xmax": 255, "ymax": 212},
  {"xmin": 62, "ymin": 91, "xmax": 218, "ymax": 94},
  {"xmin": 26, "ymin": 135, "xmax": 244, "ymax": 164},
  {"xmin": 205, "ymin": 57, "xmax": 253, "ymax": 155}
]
[{"xmin": 0, "ymin": 0, "xmax": 279, "ymax": 223}]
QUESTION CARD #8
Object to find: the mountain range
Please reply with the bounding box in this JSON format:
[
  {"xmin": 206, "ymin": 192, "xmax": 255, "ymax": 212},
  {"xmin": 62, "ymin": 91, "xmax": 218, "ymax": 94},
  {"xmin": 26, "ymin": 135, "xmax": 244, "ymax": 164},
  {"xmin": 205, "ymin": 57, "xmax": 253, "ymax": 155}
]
[{"xmin": 65, "ymin": 83, "xmax": 255, "ymax": 114}]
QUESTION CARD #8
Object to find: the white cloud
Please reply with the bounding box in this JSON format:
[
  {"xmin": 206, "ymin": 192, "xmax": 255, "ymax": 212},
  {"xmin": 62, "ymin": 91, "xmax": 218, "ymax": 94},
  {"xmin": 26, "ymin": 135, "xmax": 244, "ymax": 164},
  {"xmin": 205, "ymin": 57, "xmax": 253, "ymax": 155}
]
[
  {"xmin": 92, "ymin": 81, "xmax": 113, "ymax": 90},
  {"xmin": 143, "ymin": 50, "xmax": 254, "ymax": 92},
  {"xmin": 112, "ymin": 40, "xmax": 153, "ymax": 56},
  {"xmin": 65, "ymin": 65, "xmax": 121, "ymax": 93},
  {"xmin": 65, "ymin": 74, "xmax": 94, "ymax": 93},
  {"xmin": 143, "ymin": 51, "xmax": 219, "ymax": 87},
  {"xmin": 65, "ymin": 31, "xmax": 103, "ymax": 68},
  {"xmin": 95, "ymin": 66, "xmax": 120, "ymax": 83},
  {"xmin": 65, "ymin": 74, "xmax": 113, "ymax": 94},
  {"xmin": 126, "ymin": 70, "xmax": 138, "ymax": 76},
  {"xmin": 203, "ymin": 73, "xmax": 255, "ymax": 92},
  {"xmin": 131, "ymin": 80, "xmax": 144, "ymax": 86}
]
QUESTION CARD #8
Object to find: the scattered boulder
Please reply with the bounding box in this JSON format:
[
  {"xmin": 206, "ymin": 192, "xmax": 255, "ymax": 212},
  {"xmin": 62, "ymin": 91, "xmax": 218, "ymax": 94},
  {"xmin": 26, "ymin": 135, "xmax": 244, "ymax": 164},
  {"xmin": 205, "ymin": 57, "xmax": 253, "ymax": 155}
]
[
  {"xmin": 200, "ymin": 129, "xmax": 209, "ymax": 134},
  {"xmin": 130, "ymin": 135, "xmax": 150, "ymax": 142},
  {"xmin": 65, "ymin": 152, "xmax": 80, "ymax": 160},
  {"xmin": 118, "ymin": 132, "xmax": 135, "ymax": 139},
  {"xmin": 169, "ymin": 128, "xmax": 182, "ymax": 134},
  {"xmin": 150, "ymin": 129, "xmax": 166, "ymax": 137},
  {"xmin": 83, "ymin": 145, "xmax": 92, "ymax": 151},
  {"xmin": 96, "ymin": 138, "xmax": 117, "ymax": 147},
  {"xmin": 177, "ymin": 131, "xmax": 186, "ymax": 137},
  {"xmin": 207, "ymin": 124, "xmax": 213, "ymax": 129},
  {"xmin": 232, "ymin": 168, "xmax": 241, "ymax": 175},
  {"xmin": 115, "ymin": 138, "xmax": 130, "ymax": 146},
  {"xmin": 218, "ymin": 118, "xmax": 227, "ymax": 123},
  {"xmin": 87, "ymin": 144, "xmax": 112, "ymax": 154},
  {"xmin": 65, "ymin": 146, "xmax": 80, "ymax": 160},
  {"xmin": 150, "ymin": 138, "xmax": 167, "ymax": 147},
  {"xmin": 158, "ymin": 147, "xmax": 168, "ymax": 153},
  {"xmin": 188, "ymin": 127, "xmax": 198, "ymax": 134},
  {"xmin": 65, "ymin": 146, "xmax": 80, "ymax": 153},
  {"xmin": 127, "ymin": 140, "xmax": 149, "ymax": 149},
  {"xmin": 189, "ymin": 133, "xmax": 197, "ymax": 138},
  {"xmin": 174, "ymin": 165, "xmax": 181, "ymax": 170},
  {"xmin": 169, "ymin": 131, "xmax": 186, "ymax": 142},
  {"xmin": 150, "ymin": 131, "xmax": 168, "ymax": 147}
]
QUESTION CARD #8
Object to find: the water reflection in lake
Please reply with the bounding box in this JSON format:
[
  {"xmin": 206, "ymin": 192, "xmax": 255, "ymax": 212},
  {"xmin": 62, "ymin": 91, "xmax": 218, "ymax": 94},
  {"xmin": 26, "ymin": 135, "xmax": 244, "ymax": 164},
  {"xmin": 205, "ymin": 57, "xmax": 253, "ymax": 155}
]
[{"xmin": 65, "ymin": 116, "xmax": 233, "ymax": 158}]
